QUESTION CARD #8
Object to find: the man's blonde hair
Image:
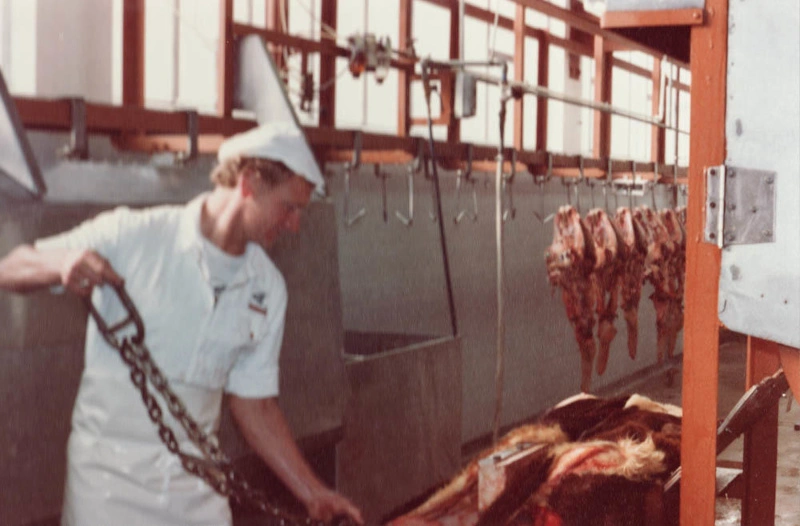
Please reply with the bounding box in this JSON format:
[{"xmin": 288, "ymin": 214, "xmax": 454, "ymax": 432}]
[{"xmin": 210, "ymin": 156, "xmax": 295, "ymax": 188}]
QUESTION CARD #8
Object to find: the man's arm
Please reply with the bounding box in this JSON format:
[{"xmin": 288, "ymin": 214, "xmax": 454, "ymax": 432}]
[
  {"xmin": 0, "ymin": 244, "xmax": 123, "ymax": 296},
  {"xmin": 228, "ymin": 395, "xmax": 364, "ymax": 525}
]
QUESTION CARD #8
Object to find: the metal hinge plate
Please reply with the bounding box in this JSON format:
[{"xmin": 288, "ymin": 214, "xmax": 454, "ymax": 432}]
[{"xmin": 704, "ymin": 165, "xmax": 776, "ymax": 248}]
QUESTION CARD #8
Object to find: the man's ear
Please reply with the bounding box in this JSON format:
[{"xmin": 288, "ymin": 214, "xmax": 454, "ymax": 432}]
[{"xmin": 239, "ymin": 168, "xmax": 258, "ymax": 198}]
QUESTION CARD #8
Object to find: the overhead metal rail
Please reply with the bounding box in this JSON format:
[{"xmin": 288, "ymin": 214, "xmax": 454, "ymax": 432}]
[
  {"xmin": 462, "ymin": 69, "xmax": 689, "ymax": 136},
  {"xmin": 12, "ymin": 94, "xmax": 686, "ymax": 186}
]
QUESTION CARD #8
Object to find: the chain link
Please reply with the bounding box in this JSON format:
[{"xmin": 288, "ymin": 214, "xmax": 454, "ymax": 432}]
[{"xmin": 115, "ymin": 337, "xmax": 336, "ymax": 526}]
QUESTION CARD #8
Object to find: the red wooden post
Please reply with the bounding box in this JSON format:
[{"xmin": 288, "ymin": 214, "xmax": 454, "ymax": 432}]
[
  {"xmin": 513, "ymin": 5, "xmax": 526, "ymax": 150},
  {"xmin": 651, "ymin": 58, "xmax": 665, "ymax": 164},
  {"xmin": 217, "ymin": 0, "xmax": 234, "ymax": 117},
  {"xmin": 741, "ymin": 337, "xmax": 781, "ymax": 526},
  {"xmin": 592, "ymin": 35, "xmax": 611, "ymax": 159},
  {"xmin": 536, "ymin": 35, "xmax": 549, "ymax": 152},
  {"xmin": 122, "ymin": 0, "xmax": 145, "ymax": 107},
  {"xmin": 447, "ymin": 0, "xmax": 460, "ymax": 143},
  {"xmin": 398, "ymin": 0, "xmax": 413, "ymax": 137},
  {"xmin": 318, "ymin": 0, "xmax": 338, "ymax": 128},
  {"xmin": 681, "ymin": 0, "xmax": 728, "ymax": 523}
]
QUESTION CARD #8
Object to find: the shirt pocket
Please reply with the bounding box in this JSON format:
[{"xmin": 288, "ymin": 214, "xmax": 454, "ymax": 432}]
[{"xmin": 189, "ymin": 304, "xmax": 252, "ymax": 389}]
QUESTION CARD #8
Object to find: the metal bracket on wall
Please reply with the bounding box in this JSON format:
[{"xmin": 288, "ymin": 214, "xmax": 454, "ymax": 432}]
[
  {"xmin": 58, "ymin": 98, "xmax": 88, "ymax": 160},
  {"xmin": 704, "ymin": 165, "xmax": 776, "ymax": 248}
]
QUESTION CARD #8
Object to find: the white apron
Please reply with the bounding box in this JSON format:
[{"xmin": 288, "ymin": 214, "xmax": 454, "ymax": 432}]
[{"xmin": 61, "ymin": 371, "xmax": 232, "ymax": 526}]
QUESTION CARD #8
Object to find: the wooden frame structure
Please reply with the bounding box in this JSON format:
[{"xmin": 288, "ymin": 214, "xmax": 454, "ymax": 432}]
[{"xmin": 13, "ymin": 0, "xmax": 690, "ymax": 184}]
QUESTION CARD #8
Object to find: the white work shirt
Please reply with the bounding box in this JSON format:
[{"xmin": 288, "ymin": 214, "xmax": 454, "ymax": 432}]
[{"xmin": 35, "ymin": 194, "xmax": 288, "ymax": 526}]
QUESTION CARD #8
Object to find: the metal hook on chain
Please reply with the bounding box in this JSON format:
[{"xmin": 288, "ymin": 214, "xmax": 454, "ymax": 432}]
[
  {"xmin": 502, "ymin": 150, "xmax": 517, "ymax": 222},
  {"xmin": 455, "ymin": 144, "xmax": 478, "ymax": 224},
  {"xmin": 628, "ymin": 160, "xmax": 636, "ymax": 210},
  {"xmin": 561, "ymin": 157, "xmax": 581, "ymax": 213},
  {"xmin": 651, "ymin": 161, "xmax": 660, "ymax": 211},
  {"xmin": 374, "ymin": 164, "xmax": 389, "ymax": 223},
  {"xmin": 579, "ymin": 156, "xmax": 597, "ymax": 210},
  {"xmin": 343, "ymin": 131, "xmax": 366, "ymax": 227},
  {"xmin": 673, "ymin": 163, "xmax": 681, "ymax": 209},
  {"xmin": 396, "ymin": 161, "xmax": 415, "ymax": 227},
  {"xmin": 533, "ymin": 153, "xmax": 554, "ymax": 223}
]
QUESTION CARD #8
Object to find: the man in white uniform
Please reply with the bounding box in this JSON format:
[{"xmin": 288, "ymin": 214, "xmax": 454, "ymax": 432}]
[{"xmin": 0, "ymin": 123, "xmax": 363, "ymax": 526}]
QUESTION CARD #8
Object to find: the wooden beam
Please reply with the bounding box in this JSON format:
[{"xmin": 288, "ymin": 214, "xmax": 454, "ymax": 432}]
[
  {"xmin": 741, "ymin": 337, "xmax": 781, "ymax": 526},
  {"xmin": 508, "ymin": 0, "xmax": 689, "ymax": 68},
  {"xmin": 318, "ymin": 0, "xmax": 337, "ymax": 128},
  {"xmin": 398, "ymin": 0, "xmax": 413, "ymax": 137},
  {"xmin": 601, "ymin": 8, "xmax": 704, "ymax": 29},
  {"xmin": 217, "ymin": 0, "xmax": 234, "ymax": 117},
  {"xmin": 592, "ymin": 36, "xmax": 612, "ymax": 159},
  {"xmin": 122, "ymin": 0, "xmax": 145, "ymax": 107},
  {"xmin": 681, "ymin": 0, "xmax": 728, "ymax": 523}
]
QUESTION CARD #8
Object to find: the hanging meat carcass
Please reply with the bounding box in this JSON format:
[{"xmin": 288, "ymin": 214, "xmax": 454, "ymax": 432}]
[
  {"xmin": 658, "ymin": 208, "xmax": 686, "ymax": 362},
  {"xmin": 612, "ymin": 208, "xmax": 649, "ymax": 360},
  {"xmin": 633, "ymin": 206, "xmax": 676, "ymax": 366},
  {"xmin": 545, "ymin": 205, "xmax": 598, "ymax": 393},
  {"xmin": 583, "ymin": 208, "xmax": 623, "ymax": 376},
  {"xmin": 387, "ymin": 394, "xmax": 682, "ymax": 526}
]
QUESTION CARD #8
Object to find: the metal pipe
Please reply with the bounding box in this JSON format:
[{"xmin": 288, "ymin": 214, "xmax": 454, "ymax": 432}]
[
  {"xmin": 492, "ymin": 62, "xmax": 509, "ymax": 444},
  {"xmin": 467, "ymin": 70, "xmax": 689, "ymax": 135}
]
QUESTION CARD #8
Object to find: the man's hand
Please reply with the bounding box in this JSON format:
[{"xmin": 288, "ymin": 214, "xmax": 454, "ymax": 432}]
[
  {"xmin": 305, "ymin": 486, "xmax": 364, "ymax": 525},
  {"xmin": 0, "ymin": 245, "xmax": 122, "ymax": 295},
  {"xmin": 61, "ymin": 249, "xmax": 124, "ymax": 297},
  {"xmin": 228, "ymin": 396, "xmax": 365, "ymax": 525}
]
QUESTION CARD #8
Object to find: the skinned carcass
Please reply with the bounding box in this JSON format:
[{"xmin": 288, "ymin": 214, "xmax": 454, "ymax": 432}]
[
  {"xmin": 583, "ymin": 208, "xmax": 623, "ymax": 375},
  {"xmin": 633, "ymin": 206, "xmax": 675, "ymax": 365},
  {"xmin": 388, "ymin": 394, "xmax": 682, "ymax": 526},
  {"xmin": 612, "ymin": 208, "xmax": 649, "ymax": 360},
  {"xmin": 658, "ymin": 208, "xmax": 686, "ymax": 362},
  {"xmin": 544, "ymin": 206, "xmax": 598, "ymax": 393}
]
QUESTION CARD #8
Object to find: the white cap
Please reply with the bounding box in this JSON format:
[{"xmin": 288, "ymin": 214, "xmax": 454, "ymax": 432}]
[{"xmin": 217, "ymin": 122, "xmax": 325, "ymax": 194}]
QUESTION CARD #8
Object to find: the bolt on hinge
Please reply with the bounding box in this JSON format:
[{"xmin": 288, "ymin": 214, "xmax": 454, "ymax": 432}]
[{"xmin": 704, "ymin": 165, "xmax": 777, "ymax": 248}]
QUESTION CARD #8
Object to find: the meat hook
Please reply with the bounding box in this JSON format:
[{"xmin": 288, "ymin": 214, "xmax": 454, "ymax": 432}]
[
  {"xmin": 580, "ymin": 156, "xmax": 597, "ymax": 209},
  {"xmin": 561, "ymin": 159, "xmax": 581, "ymax": 213},
  {"xmin": 395, "ymin": 162, "xmax": 415, "ymax": 227},
  {"xmin": 672, "ymin": 163, "xmax": 681, "ymax": 209},
  {"xmin": 533, "ymin": 153, "xmax": 554, "ymax": 224},
  {"xmin": 343, "ymin": 131, "xmax": 366, "ymax": 227},
  {"xmin": 454, "ymin": 144, "xmax": 478, "ymax": 224},
  {"xmin": 502, "ymin": 150, "xmax": 517, "ymax": 222},
  {"xmin": 628, "ymin": 160, "xmax": 637, "ymax": 210},
  {"xmin": 603, "ymin": 157, "xmax": 613, "ymax": 213},
  {"xmin": 374, "ymin": 164, "xmax": 389, "ymax": 223},
  {"xmin": 650, "ymin": 161, "xmax": 660, "ymax": 211}
]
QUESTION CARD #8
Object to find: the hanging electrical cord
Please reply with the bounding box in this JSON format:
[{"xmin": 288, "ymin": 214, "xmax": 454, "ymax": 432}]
[{"xmin": 420, "ymin": 59, "xmax": 459, "ymax": 339}]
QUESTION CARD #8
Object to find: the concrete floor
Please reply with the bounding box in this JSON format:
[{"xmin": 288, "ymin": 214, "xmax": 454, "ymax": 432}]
[{"xmin": 627, "ymin": 334, "xmax": 800, "ymax": 526}]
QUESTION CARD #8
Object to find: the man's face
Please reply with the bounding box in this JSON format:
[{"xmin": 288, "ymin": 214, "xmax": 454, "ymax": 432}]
[{"xmin": 243, "ymin": 173, "xmax": 313, "ymax": 249}]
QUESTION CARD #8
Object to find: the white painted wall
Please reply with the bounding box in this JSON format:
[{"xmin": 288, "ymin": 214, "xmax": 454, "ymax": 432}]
[{"xmin": 34, "ymin": 0, "xmax": 113, "ymax": 102}]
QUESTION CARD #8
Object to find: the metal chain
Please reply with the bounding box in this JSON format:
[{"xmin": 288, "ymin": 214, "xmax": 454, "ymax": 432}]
[{"xmin": 115, "ymin": 335, "xmax": 337, "ymax": 526}]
